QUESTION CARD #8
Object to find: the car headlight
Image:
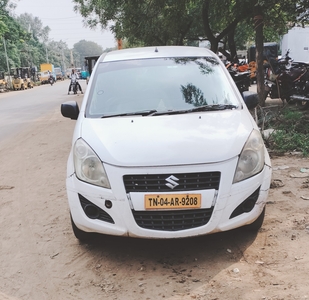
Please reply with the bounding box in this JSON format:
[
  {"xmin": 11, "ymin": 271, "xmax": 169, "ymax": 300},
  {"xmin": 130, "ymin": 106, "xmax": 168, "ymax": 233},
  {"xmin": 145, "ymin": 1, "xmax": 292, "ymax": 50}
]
[
  {"xmin": 73, "ymin": 138, "xmax": 111, "ymax": 188},
  {"xmin": 233, "ymin": 129, "xmax": 265, "ymax": 183}
]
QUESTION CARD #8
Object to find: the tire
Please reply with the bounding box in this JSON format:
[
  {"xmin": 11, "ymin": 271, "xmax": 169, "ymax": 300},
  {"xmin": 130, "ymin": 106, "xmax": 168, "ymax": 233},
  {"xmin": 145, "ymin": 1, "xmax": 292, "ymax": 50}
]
[
  {"xmin": 299, "ymin": 101, "xmax": 309, "ymax": 110},
  {"xmin": 245, "ymin": 206, "xmax": 266, "ymax": 231},
  {"xmin": 70, "ymin": 214, "xmax": 93, "ymax": 242}
]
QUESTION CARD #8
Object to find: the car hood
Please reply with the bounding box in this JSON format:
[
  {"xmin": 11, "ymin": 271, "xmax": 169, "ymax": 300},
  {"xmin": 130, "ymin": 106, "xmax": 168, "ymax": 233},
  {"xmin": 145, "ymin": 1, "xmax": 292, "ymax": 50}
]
[{"xmin": 80, "ymin": 111, "xmax": 254, "ymax": 167}]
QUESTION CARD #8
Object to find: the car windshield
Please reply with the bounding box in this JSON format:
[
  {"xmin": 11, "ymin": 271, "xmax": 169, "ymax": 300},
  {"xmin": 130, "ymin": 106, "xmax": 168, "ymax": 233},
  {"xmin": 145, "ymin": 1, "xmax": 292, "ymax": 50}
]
[{"xmin": 86, "ymin": 56, "xmax": 240, "ymax": 118}]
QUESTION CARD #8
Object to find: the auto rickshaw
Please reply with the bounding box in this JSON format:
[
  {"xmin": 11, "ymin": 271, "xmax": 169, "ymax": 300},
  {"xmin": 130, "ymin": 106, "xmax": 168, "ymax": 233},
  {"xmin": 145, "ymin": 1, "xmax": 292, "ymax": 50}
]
[
  {"xmin": 11, "ymin": 67, "xmax": 34, "ymax": 90},
  {"xmin": 11, "ymin": 68, "xmax": 26, "ymax": 90},
  {"xmin": 0, "ymin": 71, "xmax": 8, "ymax": 91},
  {"xmin": 21, "ymin": 67, "xmax": 34, "ymax": 89}
]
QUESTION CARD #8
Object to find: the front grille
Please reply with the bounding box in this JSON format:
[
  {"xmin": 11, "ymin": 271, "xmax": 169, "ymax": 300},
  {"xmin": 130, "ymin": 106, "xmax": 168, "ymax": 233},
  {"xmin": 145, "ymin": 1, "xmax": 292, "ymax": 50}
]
[
  {"xmin": 123, "ymin": 172, "xmax": 220, "ymax": 193},
  {"xmin": 132, "ymin": 208, "xmax": 214, "ymax": 231}
]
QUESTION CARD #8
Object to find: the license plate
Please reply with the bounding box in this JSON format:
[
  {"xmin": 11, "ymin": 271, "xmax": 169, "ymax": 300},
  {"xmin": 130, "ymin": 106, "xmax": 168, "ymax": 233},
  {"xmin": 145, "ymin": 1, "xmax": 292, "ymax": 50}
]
[{"xmin": 145, "ymin": 194, "xmax": 201, "ymax": 210}]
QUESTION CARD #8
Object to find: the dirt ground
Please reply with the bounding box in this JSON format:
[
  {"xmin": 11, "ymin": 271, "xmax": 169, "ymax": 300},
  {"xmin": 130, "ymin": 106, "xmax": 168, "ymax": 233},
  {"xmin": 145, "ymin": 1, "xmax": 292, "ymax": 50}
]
[{"xmin": 1, "ymin": 104, "xmax": 309, "ymax": 300}]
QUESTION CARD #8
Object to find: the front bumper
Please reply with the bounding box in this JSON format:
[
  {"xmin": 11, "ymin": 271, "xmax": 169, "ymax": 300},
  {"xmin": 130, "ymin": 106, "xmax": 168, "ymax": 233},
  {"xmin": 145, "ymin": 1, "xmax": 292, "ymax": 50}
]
[{"xmin": 66, "ymin": 154, "xmax": 272, "ymax": 239}]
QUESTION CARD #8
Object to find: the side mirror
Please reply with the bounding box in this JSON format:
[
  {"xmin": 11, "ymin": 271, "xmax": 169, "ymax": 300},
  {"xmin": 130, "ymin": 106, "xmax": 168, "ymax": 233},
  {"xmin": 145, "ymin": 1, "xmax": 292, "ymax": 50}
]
[
  {"xmin": 61, "ymin": 101, "xmax": 80, "ymax": 120},
  {"xmin": 242, "ymin": 91, "xmax": 259, "ymax": 110}
]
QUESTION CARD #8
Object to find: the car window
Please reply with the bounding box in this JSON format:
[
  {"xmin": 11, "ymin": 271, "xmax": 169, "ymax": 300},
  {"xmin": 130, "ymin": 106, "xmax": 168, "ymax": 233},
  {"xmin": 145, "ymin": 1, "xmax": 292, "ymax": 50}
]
[{"xmin": 86, "ymin": 57, "xmax": 240, "ymax": 117}]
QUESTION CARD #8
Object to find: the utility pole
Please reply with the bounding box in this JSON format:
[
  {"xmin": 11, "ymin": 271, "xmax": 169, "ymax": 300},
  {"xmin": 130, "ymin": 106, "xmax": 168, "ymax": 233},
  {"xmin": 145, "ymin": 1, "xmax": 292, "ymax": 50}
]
[
  {"xmin": 2, "ymin": 37, "xmax": 12, "ymax": 88},
  {"xmin": 70, "ymin": 50, "xmax": 74, "ymax": 67},
  {"xmin": 45, "ymin": 45, "xmax": 49, "ymax": 63},
  {"xmin": 61, "ymin": 48, "xmax": 66, "ymax": 73}
]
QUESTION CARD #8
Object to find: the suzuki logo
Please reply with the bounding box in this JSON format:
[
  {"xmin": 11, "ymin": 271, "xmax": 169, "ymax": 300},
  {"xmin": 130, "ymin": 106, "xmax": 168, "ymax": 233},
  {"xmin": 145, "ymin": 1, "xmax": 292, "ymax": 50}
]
[{"xmin": 165, "ymin": 175, "xmax": 179, "ymax": 189}]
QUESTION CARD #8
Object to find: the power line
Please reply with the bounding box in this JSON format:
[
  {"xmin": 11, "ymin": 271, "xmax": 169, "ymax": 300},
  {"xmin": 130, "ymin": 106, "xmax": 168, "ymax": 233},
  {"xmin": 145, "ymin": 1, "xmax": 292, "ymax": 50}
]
[{"xmin": 40, "ymin": 16, "xmax": 82, "ymax": 21}]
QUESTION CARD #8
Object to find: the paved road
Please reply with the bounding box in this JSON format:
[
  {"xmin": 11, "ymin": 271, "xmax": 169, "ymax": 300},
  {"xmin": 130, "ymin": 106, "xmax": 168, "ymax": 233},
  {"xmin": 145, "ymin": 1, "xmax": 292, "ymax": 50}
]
[{"xmin": 0, "ymin": 80, "xmax": 87, "ymax": 142}]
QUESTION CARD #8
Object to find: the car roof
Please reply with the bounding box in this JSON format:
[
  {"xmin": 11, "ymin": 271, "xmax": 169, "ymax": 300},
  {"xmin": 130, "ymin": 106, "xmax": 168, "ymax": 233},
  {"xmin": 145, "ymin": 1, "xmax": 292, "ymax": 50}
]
[{"xmin": 100, "ymin": 46, "xmax": 217, "ymax": 63}]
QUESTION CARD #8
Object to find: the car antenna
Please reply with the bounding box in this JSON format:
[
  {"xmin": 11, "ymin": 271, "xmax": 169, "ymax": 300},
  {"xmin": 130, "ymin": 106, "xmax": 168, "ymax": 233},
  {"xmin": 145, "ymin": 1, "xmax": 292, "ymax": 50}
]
[{"xmin": 155, "ymin": 47, "xmax": 158, "ymax": 52}]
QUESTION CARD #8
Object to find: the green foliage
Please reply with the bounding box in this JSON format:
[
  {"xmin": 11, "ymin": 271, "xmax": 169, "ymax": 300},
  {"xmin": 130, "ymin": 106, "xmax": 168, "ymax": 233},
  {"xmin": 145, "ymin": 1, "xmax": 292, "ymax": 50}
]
[
  {"xmin": 0, "ymin": 1, "xmax": 107, "ymax": 75},
  {"xmin": 73, "ymin": 40, "xmax": 103, "ymax": 57},
  {"xmin": 0, "ymin": 3, "xmax": 33, "ymax": 71},
  {"xmin": 72, "ymin": 39, "xmax": 104, "ymax": 67},
  {"xmin": 1, "ymin": 0, "xmax": 309, "ymax": 78},
  {"xmin": 265, "ymin": 108, "xmax": 309, "ymax": 156},
  {"xmin": 74, "ymin": 0, "xmax": 204, "ymax": 46},
  {"xmin": 270, "ymin": 131, "xmax": 309, "ymax": 156},
  {"xmin": 0, "ymin": 17, "xmax": 8, "ymax": 36},
  {"xmin": 72, "ymin": 0, "xmax": 309, "ymax": 52},
  {"xmin": 16, "ymin": 13, "xmax": 50, "ymax": 42},
  {"xmin": 280, "ymin": 109, "xmax": 302, "ymax": 121},
  {"xmin": 118, "ymin": 0, "xmax": 203, "ymax": 46}
]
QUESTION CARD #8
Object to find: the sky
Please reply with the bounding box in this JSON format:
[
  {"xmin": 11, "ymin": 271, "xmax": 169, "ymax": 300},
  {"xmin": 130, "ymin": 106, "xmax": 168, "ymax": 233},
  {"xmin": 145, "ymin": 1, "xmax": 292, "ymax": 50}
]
[{"xmin": 12, "ymin": 0, "xmax": 117, "ymax": 50}]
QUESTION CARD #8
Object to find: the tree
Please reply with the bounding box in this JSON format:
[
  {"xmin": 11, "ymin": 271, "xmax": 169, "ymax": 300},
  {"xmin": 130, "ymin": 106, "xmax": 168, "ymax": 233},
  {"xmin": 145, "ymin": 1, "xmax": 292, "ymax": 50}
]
[
  {"xmin": 16, "ymin": 13, "xmax": 50, "ymax": 43},
  {"xmin": 73, "ymin": 0, "xmax": 202, "ymax": 46},
  {"xmin": 15, "ymin": 13, "xmax": 53, "ymax": 68},
  {"xmin": 0, "ymin": 1, "xmax": 31, "ymax": 71},
  {"xmin": 73, "ymin": 39, "xmax": 103, "ymax": 56},
  {"xmin": 0, "ymin": 1, "xmax": 108, "ymax": 76},
  {"xmin": 45, "ymin": 40, "xmax": 70, "ymax": 69},
  {"xmin": 73, "ymin": 0, "xmax": 309, "ymax": 106},
  {"xmin": 253, "ymin": 3, "xmax": 265, "ymax": 106},
  {"xmin": 201, "ymin": 0, "xmax": 250, "ymax": 55},
  {"xmin": 73, "ymin": 40, "xmax": 103, "ymax": 67},
  {"xmin": 246, "ymin": 0, "xmax": 309, "ymax": 106}
]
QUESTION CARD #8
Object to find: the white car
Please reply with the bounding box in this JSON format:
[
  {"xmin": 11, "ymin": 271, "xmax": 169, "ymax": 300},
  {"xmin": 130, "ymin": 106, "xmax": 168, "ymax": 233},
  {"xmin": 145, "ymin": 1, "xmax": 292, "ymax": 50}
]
[{"xmin": 61, "ymin": 46, "xmax": 272, "ymax": 241}]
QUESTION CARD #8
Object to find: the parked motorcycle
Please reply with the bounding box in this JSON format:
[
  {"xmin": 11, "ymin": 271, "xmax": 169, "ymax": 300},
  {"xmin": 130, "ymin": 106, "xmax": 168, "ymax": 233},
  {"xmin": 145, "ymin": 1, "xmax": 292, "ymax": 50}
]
[
  {"xmin": 264, "ymin": 50, "xmax": 309, "ymax": 109},
  {"xmin": 226, "ymin": 62, "xmax": 251, "ymax": 94}
]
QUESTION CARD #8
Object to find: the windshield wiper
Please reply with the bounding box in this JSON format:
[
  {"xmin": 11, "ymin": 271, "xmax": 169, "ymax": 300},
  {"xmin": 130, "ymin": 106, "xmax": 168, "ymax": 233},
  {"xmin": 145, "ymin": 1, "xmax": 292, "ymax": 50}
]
[
  {"xmin": 100, "ymin": 105, "xmax": 237, "ymax": 118},
  {"xmin": 189, "ymin": 104, "xmax": 238, "ymax": 111},
  {"xmin": 101, "ymin": 110, "xmax": 157, "ymax": 118},
  {"xmin": 152, "ymin": 104, "xmax": 238, "ymax": 116}
]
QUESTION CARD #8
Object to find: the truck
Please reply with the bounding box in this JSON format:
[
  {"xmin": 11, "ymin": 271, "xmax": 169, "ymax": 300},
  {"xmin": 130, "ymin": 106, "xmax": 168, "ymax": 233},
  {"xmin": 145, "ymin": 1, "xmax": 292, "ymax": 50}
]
[
  {"xmin": 54, "ymin": 67, "xmax": 64, "ymax": 81},
  {"xmin": 247, "ymin": 42, "xmax": 279, "ymax": 83},
  {"xmin": 247, "ymin": 42, "xmax": 279, "ymax": 63},
  {"xmin": 40, "ymin": 63, "xmax": 56, "ymax": 84},
  {"xmin": 281, "ymin": 27, "xmax": 309, "ymax": 62},
  {"xmin": 84, "ymin": 56, "xmax": 100, "ymax": 83}
]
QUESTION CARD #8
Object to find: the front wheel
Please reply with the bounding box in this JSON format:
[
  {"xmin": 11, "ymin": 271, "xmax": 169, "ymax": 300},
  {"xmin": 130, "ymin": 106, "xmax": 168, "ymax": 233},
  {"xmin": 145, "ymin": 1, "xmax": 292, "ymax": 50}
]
[
  {"xmin": 245, "ymin": 206, "xmax": 266, "ymax": 232},
  {"xmin": 70, "ymin": 214, "xmax": 94, "ymax": 242},
  {"xmin": 73, "ymin": 85, "xmax": 77, "ymax": 94}
]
